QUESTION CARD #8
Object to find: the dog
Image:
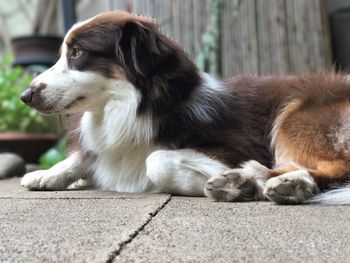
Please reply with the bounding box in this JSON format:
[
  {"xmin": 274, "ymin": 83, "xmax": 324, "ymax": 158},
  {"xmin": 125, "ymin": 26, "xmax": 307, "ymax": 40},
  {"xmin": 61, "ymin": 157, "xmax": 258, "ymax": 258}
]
[{"xmin": 20, "ymin": 11, "xmax": 350, "ymax": 205}]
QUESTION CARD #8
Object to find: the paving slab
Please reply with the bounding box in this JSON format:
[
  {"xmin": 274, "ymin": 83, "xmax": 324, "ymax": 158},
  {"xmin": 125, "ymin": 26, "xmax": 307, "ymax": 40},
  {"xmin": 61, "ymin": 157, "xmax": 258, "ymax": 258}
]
[
  {"xmin": 3, "ymin": 178, "xmax": 350, "ymax": 263},
  {"xmin": 0, "ymin": 178, "xmax": 170, "ymax": 262},
  {"xmin": 116, "ymin": 197, "xmax": 350, "ymax": 263},
  {"xmin": 0, "ymin": 178, "xmax": 146, "ymax": 199}
]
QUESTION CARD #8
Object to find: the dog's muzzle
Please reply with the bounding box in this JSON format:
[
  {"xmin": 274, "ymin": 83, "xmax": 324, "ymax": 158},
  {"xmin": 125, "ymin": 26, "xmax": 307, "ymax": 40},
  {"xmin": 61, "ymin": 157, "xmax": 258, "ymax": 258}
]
[{"xmin": 20, "ymin": 83, "xmax": 47, "ymax": 110}]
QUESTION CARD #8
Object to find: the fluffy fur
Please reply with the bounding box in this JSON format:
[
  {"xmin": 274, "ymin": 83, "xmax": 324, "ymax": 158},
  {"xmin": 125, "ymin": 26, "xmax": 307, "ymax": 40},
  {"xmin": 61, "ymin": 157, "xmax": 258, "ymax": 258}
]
[{"xmin": 20, "ymin": 11, "xmax": 350, "ymax": 205}]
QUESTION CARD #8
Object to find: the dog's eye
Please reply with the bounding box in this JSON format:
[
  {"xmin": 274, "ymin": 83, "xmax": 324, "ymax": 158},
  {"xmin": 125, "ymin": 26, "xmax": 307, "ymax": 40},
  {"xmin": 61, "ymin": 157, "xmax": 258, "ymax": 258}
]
[{"xmin": 71, "ymin": 48, "xmax": 81, "ymax": 58}]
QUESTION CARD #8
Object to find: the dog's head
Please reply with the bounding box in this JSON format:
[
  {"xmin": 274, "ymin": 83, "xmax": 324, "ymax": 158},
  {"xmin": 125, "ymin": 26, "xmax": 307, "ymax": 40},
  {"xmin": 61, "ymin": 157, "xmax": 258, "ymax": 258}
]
[{"xmin": 21, "ymin": 11, "xmax": 198, "ymax": 115}]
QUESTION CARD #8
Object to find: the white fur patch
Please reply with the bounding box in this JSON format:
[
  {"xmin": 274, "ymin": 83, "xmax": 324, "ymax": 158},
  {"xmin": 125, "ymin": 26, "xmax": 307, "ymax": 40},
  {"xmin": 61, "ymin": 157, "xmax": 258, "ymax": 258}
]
[
  {"xmin": 236, "ymin": 160, "xmax": 270, "ymax": 190},
  {"xmin": 146, "ymin": 149, "xmax": 229, "ymax": 196},
  {"xmin": 91, "ymin": 145, "xmax": 155, "ymax": 192},
  {"xmin": 309, "ymin": 186, "xmax": 350, "ymax": 205},
  {"xmin": 80, "ymin": 81, "xmax": 156, "ymax": 150}
]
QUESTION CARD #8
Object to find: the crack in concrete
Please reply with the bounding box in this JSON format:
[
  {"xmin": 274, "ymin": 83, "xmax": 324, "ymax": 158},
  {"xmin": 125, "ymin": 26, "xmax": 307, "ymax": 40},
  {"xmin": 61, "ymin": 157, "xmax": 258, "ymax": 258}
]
[{"xmin": 106, "ymin": 195, "xmax": 172, "ymax": 263}]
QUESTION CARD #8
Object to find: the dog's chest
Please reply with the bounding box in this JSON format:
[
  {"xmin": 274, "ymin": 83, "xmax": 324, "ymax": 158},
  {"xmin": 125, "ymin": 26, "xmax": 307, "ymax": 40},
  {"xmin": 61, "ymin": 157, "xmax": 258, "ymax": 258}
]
[
  {"xmin": 79, "ymin": 112, "xmax": 156, "ymax": 192},
  {"xmin": 92, "ymin": 147, "xmax": 155, "ymax": 192}
]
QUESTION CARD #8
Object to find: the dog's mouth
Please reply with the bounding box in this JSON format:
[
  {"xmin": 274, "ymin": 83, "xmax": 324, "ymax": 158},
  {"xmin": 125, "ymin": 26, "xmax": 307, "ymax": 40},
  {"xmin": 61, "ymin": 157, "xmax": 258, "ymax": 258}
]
[
  {"xmin": 36, "ymin": 96, "xmax": 86, "ymax": 115},
  {"xmin": 63, "ymin": 96, "xmax": 86, "ymax": 110}
]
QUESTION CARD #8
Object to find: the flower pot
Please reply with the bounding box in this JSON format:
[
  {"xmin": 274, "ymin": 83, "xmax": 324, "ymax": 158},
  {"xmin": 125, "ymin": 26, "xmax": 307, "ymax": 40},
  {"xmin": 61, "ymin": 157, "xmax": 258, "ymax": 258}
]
[
  {"xmin": 0, "ymin": 132, "xmax": 57, "ymax": 163},
  {"xmin": 11, "ymin": 36, "xmax": 63, "ymax": 68}
]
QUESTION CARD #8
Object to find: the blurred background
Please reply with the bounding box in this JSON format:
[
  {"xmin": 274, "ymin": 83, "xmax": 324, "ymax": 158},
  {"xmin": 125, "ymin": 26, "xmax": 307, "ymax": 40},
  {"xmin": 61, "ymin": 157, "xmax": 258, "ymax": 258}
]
[{"xmin": 0, "ymin": 0, "xmax": 349, "ymax": 177}]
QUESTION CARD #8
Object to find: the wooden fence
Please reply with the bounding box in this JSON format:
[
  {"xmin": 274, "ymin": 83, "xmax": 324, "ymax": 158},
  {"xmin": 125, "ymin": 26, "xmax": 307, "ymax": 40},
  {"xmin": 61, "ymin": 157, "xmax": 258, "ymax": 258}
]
[{"xmin": 110, "ymin": 0, "xmax": 332, "ymax": 78}]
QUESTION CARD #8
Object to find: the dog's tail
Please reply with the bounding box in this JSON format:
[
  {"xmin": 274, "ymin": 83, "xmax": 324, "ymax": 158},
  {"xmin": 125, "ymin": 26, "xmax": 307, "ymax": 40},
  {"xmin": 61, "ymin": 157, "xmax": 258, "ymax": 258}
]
[{"xmin": 308, "ymin": 185, "xmax": 350, "ymax": 205}]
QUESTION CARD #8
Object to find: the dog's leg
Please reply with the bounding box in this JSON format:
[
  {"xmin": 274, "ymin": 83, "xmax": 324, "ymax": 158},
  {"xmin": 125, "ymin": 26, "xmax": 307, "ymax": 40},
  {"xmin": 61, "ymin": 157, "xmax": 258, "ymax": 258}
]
[
  {"xmin": 264, "ymin": 160, "xmax": 350, "ymax": 204},
  {"xmin": 21, "ymin": 152, "xmax": 86, "ymax": 190},
  {"xmin": 146, "ymin": 149, "xmax": 270, "ymax": 201},
  {"xmin": 267, "ymin": 97, "xmax": 350, "ymax": 204},
  {"xmin": 205, "ymin": 160, "xmax": 270, "ymax": 201},
  {"xmin": 146, "ymin": 149, "xmax": 229, "ymax": 196}
]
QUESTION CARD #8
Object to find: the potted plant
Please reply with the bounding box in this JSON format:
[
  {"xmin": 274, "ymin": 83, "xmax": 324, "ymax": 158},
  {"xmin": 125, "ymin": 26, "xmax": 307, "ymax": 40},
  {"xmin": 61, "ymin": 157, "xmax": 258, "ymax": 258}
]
[{"xmin": 0, "ymin": 54, "xmax": 58, "ymax": 163}]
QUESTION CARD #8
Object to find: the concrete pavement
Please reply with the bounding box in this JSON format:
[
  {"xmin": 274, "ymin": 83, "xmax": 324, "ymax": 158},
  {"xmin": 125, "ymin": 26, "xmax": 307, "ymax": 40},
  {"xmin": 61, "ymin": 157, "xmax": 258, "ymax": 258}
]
[{"xmin": 1, "ymin": 178, "xmax": 350, "ymax": 263}]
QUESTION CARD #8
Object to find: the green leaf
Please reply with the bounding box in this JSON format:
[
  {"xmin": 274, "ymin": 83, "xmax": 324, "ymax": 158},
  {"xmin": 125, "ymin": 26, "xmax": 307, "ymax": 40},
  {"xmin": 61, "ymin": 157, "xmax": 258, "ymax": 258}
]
[
  {"xmin": 0, "ymin": 53, "xmax": 57, "ymax": 133},
  {"xmin": 39, "ymin": 137, "xmax": 67, "ymax": 169}
]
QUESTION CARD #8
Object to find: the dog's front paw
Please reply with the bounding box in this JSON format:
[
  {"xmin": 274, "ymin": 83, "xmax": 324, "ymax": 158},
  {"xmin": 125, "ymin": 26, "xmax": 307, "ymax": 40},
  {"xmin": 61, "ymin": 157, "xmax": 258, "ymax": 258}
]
[
  {"xmin": 21, "ymin": 170, "xmax": 68, "ymax": 191},
  {"xmin": 205, "ymin": 169, "xmax": 263, "ymax": 202},
  {"xmin": 264, "ymin": 171, "xmax": 319, "ymax": 204}
]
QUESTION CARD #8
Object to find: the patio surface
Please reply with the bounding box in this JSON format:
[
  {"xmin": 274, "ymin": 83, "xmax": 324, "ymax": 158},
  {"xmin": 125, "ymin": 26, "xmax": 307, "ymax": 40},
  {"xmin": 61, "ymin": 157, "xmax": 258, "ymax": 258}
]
[{"xmin": 1, "ymin": 178, "xmax": 350, "ymax": 263}]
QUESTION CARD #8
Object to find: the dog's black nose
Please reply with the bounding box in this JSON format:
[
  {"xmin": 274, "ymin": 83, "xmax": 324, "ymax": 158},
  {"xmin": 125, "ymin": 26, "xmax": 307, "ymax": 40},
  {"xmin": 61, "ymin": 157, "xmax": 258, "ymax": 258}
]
[{"xmin": 20, "ymin": 87, "xmax": 34, "ymax": 104}]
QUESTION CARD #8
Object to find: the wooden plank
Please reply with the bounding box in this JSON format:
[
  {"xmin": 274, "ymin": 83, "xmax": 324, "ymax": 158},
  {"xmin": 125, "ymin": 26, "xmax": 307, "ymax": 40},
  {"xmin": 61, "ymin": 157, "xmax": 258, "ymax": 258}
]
[
  {"xmin": 255, "ymin": 0, "xmax": 289, "ymax": 75},
  {"xmin": 319, "ymin": 0, "xmax": 333, "ymax": 70},
  {"xmin": 108, "ymin": 0, "xmax": 331, "ymax": 76},
  {"xmin": 240, "ymin": 0, "xmax": 259, "ymax": 75},
  {"xmin": 285, "ymin": 0, "xmax": 331, "ymax": 74}
]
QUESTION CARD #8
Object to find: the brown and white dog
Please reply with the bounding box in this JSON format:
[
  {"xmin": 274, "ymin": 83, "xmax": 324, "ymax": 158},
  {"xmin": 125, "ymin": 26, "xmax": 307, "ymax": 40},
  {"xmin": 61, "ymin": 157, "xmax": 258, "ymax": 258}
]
[{"xmin": 20, "ymin": 11, "xmax": 350, "ymax": 205}]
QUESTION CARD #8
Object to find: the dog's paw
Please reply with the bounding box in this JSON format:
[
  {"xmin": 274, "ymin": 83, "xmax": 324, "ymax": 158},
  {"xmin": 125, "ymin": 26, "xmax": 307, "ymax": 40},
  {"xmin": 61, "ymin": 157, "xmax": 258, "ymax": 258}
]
[
  {"xmin": 264, "ymin": 171, "xmax": 319, "ymax": 204},
  {"xmin": 204, "ymin": 169, "xmax": 263, "ymax": 202},
  {"xmin": 205, "ymin": 160, "xmax": 269, "ymax": 202},
  {"xmin": 21, "ymin": 170, "xmax": 68, "ymax": 191}
]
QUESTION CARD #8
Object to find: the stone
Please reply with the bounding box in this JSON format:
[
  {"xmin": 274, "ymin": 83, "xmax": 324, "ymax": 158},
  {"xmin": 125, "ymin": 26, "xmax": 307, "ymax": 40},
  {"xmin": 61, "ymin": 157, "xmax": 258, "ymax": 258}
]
[
  {"xmin": 0, "ymin": 153, "xmax": 26, "ymax": 179},
  {"xmin": 25, "ymin": 163, "xmax": 40, "ymax": 173}
]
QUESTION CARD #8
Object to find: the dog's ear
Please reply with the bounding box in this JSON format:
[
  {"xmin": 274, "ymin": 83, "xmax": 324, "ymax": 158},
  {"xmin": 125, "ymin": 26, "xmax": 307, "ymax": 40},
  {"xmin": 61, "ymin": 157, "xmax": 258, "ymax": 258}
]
[{"xmin": 117, "ymin": 20, "xmax": 175, "ymax": 77}]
